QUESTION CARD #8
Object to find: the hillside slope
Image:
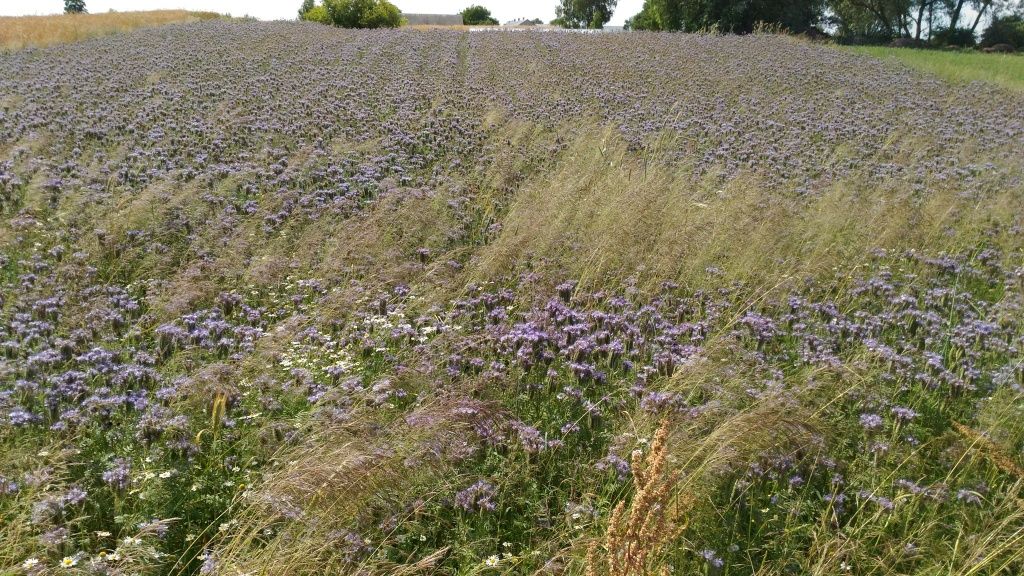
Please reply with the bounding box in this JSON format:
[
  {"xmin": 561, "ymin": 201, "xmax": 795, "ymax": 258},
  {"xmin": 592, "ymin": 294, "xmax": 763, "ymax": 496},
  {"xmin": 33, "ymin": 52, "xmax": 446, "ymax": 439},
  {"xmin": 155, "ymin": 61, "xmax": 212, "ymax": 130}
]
[{"xmin": 1, "ymin": 22, "xmax": 1023, "ymax": 575}]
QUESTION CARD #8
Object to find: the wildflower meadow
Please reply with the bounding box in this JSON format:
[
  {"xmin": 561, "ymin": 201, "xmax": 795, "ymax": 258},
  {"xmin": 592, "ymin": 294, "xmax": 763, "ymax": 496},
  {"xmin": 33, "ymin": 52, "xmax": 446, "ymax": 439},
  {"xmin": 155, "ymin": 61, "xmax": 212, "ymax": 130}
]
[{"xmin": 0, "ymin": 20, "xmax": 1023, "ymax": 575}]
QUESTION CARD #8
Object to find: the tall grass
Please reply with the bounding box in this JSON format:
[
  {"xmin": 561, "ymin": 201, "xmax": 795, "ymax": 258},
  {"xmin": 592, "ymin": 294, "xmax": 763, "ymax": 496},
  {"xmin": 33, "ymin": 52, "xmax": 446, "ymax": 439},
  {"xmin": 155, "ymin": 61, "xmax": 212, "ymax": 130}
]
[
  {"xmin": 0, "ymin": 10, "xmax": 222, "ymax": 51},
  {"xmin": 847, "ymin": 46, "xmax": 1024, "ymax": 93},
  {"xmin": 473, "ymin": 127, "xmax": 1020, "ymax": 295}
]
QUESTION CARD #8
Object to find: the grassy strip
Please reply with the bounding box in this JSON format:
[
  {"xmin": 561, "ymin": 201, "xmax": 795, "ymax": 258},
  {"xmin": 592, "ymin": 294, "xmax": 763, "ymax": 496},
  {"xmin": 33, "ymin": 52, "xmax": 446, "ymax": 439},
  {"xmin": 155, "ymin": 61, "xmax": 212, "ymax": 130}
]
[{"xmin": 846, "ymin": 45, "xmax": 1024, "ymax": 93}]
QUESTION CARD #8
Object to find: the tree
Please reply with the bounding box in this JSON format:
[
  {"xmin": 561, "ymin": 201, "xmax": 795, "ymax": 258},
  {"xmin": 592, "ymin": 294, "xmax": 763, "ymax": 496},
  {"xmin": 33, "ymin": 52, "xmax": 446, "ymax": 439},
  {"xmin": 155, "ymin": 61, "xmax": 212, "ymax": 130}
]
[
  {"xmin": 298, "ymin": 0, "xmax": 316, "ymax": 19},
  {"xmin": 827, "ymin": 0, "xmax": 977, "ymax": 42},
  {"xmin": 931, "ymin": 0, "xmax": 1002, "ymax": 44},
  {"xmin": 625, "ymin": 0, "xmax": 673, "ymax": 29},
  {"xmin": 829, "ymin": 0, "xmax": 914, "ymax": 40},
  {"xmin": 626, "ymin": 0, "xmax": 823, "ymax": 33},
  {"xmin": 625, "ymin": 0, "xmax": 680, "ymax": 29},
  {"xmin": 555, "ymin": 0, "xmax": 618, "ymax": 28},
  {"xmin": 64, "ymin": 0, "xmax": 86, "ymax": 14},
  {"xmin": 981, "ymin": 13, "xmax": 1024, "ymax": 47},
  {"xmin": 323, "ymin": 0, "xmax": 402, "ymax": 28},
  {"xmin": 625, "ymin": 6, "xmax": 657, "ymax": 29},
  {"xmin": 300, "ymin": 4, "xmax": 332, "ymax": 23},
  {"xmin": 461, "ymin": 5, "xmax": 499, "ymax": 25},
  {"xmin": 967, "ymin": 0, "xmax": 995, "ymax": 36},
  {"xmin": 825, "ymin": 0, "xmax": 1024, "ymax": 44},
  {"xmin": 911, "ymin": 0, "xmax": 938, "ymax": 40}
]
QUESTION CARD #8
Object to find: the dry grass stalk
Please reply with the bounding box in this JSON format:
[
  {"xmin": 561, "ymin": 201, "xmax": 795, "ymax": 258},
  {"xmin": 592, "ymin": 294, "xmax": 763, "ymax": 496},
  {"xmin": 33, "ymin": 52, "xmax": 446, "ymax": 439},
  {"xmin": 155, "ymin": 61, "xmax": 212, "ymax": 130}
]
[
  {"xmin": 953, "ymin": 421, "xmax": 1024, "ymax": 478},
  {"xmin": 369, "ymin": 546, "xmax": 451, "ymax": 575},
  {"xmin": 588, "ymin": 419, "xmax": 684, "ymax": 576}
]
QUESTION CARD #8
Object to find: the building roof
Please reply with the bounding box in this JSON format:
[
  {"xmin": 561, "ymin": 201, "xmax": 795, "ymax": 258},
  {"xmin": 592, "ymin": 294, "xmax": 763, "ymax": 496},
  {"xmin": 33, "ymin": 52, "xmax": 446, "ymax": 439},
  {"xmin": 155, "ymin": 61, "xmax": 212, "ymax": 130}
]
[{"xmin": 504, "ymin": 18, "xmax": 540, "ymax": 26}]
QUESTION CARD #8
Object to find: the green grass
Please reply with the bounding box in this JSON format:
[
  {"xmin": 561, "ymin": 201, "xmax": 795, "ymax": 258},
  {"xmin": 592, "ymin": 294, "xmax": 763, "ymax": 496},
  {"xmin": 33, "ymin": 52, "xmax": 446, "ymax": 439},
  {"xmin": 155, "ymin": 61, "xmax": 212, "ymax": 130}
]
[{"xmin": 847, "ymin": 46, "xmax": 1024, "ymax": 92}]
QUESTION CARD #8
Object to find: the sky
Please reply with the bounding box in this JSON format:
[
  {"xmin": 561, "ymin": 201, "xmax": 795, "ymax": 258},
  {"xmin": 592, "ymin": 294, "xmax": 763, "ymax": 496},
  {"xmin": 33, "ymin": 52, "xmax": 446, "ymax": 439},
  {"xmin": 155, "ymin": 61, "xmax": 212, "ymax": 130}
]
[{"xmin": 0, "ymin": 0, "xmax": 647, "ymax": 26}]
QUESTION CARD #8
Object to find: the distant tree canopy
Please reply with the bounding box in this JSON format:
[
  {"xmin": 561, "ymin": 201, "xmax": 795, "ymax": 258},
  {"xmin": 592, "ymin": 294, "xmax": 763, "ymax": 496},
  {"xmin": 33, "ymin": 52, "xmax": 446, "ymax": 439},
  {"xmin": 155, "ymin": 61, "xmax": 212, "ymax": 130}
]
[
  {"xmin": 299, "ymin": 0, "xmax": 402, "ymax": 28},
  {"xmin": 64, "ymin": 0, "xmax": 87, "ymax": 14},
  {"xmin": 828, "ymin": 0, "xmax": 1011, "ymax": 44},
  {"xmin": 829, "ymin": 0, "xmax": 939, "ymax": 43},
  {"xmin": 626, "ymin": 0, "xmax": 1022, "ymax": 44},
  {"xmin": 981, "ymin": 13, "xmax": 1024, "ymax": 47},
  {"xmin": 461, "ymin": 5, "xmax": 499, "ymax": 25},
  {"xmin": 626, "ymin": 0, "xmax": 824, "ymax": 33},
  {"xmin": 301, "ymin": 5, "xmax": 332, "ymax": 24},
  {"xmin": 555, "ymin": 0, "xmax": 618, "ymax": 28}
]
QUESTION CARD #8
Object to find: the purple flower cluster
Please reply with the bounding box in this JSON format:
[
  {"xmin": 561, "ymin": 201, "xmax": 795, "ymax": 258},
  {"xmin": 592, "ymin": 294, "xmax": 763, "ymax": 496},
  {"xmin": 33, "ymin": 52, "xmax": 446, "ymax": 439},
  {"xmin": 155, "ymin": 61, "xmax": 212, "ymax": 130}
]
[
  {"xmin": 454, "ymin": 479, "xmax": 498, "ymax": 512},
  {"xmin": 101, "ymin": 459, "xmax": 131, "ymax": 491}
]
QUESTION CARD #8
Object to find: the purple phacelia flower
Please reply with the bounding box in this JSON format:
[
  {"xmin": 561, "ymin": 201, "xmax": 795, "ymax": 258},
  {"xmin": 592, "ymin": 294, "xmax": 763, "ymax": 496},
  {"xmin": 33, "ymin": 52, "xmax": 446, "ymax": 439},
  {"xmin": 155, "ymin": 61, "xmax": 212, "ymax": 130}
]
[
  {"xmin": 859, "ymin": 413, "xmax": 883, "ymax": 430},
  {"xmin": 102, "ymin": 459, "xmax": 131, "ymax": 491},
  {"xmin": 455, "ymin": 480, "xmax": 497, "ymax": 512},
  {"xmin": 700, "ymin": 548, "xmax": 724, "ymax": 568},
  {"xmin": 956, "ymin": 489, "xmax": 982, "ymax": 506},
  {"xmin": 890, "ymin": 406, "xmax": 918, "ymax": 422}
]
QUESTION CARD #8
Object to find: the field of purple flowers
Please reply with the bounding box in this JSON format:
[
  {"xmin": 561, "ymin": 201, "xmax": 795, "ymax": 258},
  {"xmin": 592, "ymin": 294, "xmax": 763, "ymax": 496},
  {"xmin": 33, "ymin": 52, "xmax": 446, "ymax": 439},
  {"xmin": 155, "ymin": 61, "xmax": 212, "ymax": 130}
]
[{"xmin": 1, "ymin": 20, "xmax": 1023, "ymax": 576}]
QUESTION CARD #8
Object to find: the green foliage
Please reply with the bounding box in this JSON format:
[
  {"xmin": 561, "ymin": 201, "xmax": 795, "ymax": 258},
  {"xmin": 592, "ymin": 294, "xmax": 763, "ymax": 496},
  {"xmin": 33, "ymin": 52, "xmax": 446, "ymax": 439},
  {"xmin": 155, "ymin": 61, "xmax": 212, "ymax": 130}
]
[
  {"xmin": 932, "ymin": 26, "xmax": 976, "ymax": 46},
  {"xmin": 626, "ymin": 0, "xmax": 680, "ymax": 30},
  {"xmin": 300, "ymin": 4, "xmax": 331, "ymax": 24},
  {"xmin": 828, "ymin": 0, "xmax": 1001, "ymax": 46},
  {"xmin": 623, "ymin": 7, "xmax": 648, "ymax": 30},
  {"xmin": 555, "ymin": 0, "xmax": 618, "ymax": 29},
  {"xmin": 298, "ymin": 0, "xmax": 316, "ymax": 19},
  {"xmin": 64, "ymin": 0, "xmax": 86, "ymax": 14},
  {"xmin": 829, "ymin": 0, "xmax": 920, "ymax": 42},
  {"xmin": 461, "ymin": 5, "xmax": 499, "ymax": 25},
  {"xmin": 626, "ymin": 0, "xmax": 1017, "ymax": 44},
  {"xmin": 627, "ymin": 0, "xmax": 824, "ymax": 33},
  {"xmin": 323, "ymin": 0, "xmax": 402, "ymax": 28},
  {"xmin": 982, "ymin": 14, "xmax": 1024, "ymax": 48}
]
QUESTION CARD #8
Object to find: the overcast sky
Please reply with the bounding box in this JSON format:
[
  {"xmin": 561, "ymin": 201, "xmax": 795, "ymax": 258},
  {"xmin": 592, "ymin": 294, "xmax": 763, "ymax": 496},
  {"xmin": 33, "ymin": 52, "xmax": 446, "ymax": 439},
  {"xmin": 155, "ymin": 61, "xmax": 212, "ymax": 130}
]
[{"xmin": 0, "ymin": 1, "xmax": 647, "ymax": 26}]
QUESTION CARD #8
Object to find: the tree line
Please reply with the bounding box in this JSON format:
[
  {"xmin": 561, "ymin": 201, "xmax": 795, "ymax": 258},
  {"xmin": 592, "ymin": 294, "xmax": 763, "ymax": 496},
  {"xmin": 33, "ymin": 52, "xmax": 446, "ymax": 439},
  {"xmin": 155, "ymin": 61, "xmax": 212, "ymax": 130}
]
[
  {"xmin": 57, "ymin": 0, "xmax": 1022, "ymax": 46},
  {"xmin": 297, "ymin": 1, "xmax": 505, "ymax": 28},
  {"xmin": 300, "ymin": 0, "xmax": 1024, "ymax": 48},
  {"xmin": 624, "ymin": 0, "xmax": 1021, "ymax": 46}
]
